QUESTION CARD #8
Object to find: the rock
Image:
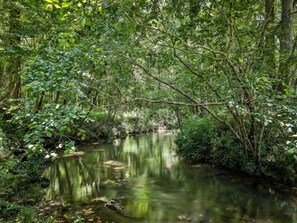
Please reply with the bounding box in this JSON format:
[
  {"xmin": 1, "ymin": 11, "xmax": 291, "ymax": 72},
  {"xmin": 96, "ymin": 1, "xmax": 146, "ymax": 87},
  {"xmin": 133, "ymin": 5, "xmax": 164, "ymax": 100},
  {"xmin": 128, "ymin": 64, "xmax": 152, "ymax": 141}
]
[
  {"xmin": 105, "ymin": 199, "xmax": 126, "ymax": 215},
  {"xmin": 178, "ymin": 213, "xmax": 192, "ymax": 221},
  {"xmin": 104, "ymin": 160, "xmax": 126, "ymax": 168},
  {"xmin": 62, "ymin": 151, "xmax": 85, "ymax": 158}
]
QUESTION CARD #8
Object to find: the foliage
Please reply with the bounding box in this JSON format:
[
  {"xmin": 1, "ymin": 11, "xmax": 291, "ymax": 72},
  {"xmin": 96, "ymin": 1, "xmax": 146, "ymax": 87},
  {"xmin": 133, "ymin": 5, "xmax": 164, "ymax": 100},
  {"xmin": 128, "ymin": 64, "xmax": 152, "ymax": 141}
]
[
  {"xmin": 0, "ymin": 153, "xmax": 47, "ymax": 221},
  {"xmin": 0, "ymin": 199, "xmax": 23, "ymax": 219},
  {"xmin": 176, "ymin": 115, "xmax": 296, "ymax": 183},
  {"xmin": 10, "ymin": 101, "xmax": 86, "ymax": 155},
  {"xmin": 0, "ymin": 0, "xmax": 296, "ymax": 200},
  {"xmin": 175, "ymin": 116, "xmax": 256, "ymax": 171},
  {"xmin": 80, "ymin": 111, "xmax": 124, "ymax": 142},
  {"xmin": 212, "ymin": 130, "xmax": 256, "ymax": 175},
  {"xmin": 121, "ymin": 108, "xmax": 178, "ymax": 135},
  {"xmin": 175, "ymin": 116, "xmax": 216, "ymax": 163}
]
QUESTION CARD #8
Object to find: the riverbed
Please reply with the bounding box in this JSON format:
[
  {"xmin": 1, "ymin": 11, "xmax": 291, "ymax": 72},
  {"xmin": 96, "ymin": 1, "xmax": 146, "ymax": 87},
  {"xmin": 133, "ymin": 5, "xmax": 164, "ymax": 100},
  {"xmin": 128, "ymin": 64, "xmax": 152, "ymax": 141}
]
[{"xmin": 43, "ymin": 131, "xmax": 297, "ymax": 223}]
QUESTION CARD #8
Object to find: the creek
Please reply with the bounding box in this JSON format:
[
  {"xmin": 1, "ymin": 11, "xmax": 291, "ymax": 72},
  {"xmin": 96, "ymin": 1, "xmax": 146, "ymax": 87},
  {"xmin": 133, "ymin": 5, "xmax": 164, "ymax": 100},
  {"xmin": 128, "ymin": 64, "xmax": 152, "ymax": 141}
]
[{"xmin": 43, "ymin": 131, "xmax": 297, "ymax": 223}]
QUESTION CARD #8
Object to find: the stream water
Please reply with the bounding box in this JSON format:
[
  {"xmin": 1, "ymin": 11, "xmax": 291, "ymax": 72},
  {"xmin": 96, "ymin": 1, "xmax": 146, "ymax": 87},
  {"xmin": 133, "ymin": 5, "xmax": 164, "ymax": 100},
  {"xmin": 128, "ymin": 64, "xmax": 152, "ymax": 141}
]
[{"xmin": 43, "ymin": 131, "xmax": 297, "ymax": 223}]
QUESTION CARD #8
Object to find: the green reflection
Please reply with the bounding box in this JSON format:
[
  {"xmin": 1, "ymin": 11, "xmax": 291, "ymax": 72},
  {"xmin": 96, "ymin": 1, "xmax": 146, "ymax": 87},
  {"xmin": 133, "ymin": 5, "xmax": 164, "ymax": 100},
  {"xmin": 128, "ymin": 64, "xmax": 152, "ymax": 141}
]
[{"xmin": 43, "ymin": 132, "xmax": 297, "ymax": 223}]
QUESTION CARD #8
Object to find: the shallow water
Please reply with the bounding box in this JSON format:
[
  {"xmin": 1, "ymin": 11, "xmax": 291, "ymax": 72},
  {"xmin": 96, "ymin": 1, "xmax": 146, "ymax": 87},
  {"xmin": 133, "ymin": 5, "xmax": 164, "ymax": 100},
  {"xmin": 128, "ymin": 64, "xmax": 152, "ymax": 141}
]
[{"xmin": 43, "ymin": 132, "xmax": 297, "ymax": 223}]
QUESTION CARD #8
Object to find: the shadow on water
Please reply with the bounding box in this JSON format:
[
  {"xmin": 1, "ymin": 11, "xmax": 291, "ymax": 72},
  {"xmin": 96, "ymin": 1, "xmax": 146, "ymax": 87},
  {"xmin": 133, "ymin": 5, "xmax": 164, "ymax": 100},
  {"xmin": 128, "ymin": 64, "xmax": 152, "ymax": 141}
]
[{"xmin": 43, "ymin": 132, "xmax": 297, "ymax": 223}]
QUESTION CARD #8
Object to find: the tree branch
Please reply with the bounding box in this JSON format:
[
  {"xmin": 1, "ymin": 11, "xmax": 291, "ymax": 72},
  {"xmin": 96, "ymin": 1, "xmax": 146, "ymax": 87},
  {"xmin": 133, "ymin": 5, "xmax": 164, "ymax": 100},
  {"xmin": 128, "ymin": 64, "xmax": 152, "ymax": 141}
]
[{"xmin": 134, "ymin": 98, "xmax": 225, "ymax": 107}]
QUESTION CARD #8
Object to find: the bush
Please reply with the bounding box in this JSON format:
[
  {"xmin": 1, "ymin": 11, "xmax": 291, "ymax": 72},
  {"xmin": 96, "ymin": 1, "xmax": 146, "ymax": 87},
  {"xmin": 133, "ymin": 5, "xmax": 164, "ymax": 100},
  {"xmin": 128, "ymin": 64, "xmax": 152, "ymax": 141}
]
[
  {"xmin": 212, "ymin": 131, "xmax": 256, "ymax": 174},
  {"xmin": 0, "ymin": 155, "xmax": 46, "ymax": 222},
  {"xmin": 88, "ymin": 111, "xmax": 109, "ymax": 123},
  {"xmin": 261, "ymin": 143, "xmax": 297, "ymax": 184},
  {"xmin": 0, "ymin": 200, "xmax": 22, "ymax": 218},
  {"xmin": 0, "ymin": 200, "xmax": 37, "ymax": 222},
  {"xmin": 175, "ymin": 115, "xmax": 296, "ymax": 184},
  {"xmin": 175, "ymin": 116, "xmax": 256, "ymax": 173},
  {"xmin": 175, "ymin": 116, "xmax": 216, "ymax": 163}
]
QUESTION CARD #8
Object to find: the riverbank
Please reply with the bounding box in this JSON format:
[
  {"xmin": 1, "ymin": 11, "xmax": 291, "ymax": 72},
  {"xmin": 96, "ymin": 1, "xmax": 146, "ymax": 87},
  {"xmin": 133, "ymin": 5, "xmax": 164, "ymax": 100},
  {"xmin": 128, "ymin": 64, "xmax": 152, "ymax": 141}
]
[{"xmin": 175, "ymin": 116, "xmax": 297, "ymax": 185}]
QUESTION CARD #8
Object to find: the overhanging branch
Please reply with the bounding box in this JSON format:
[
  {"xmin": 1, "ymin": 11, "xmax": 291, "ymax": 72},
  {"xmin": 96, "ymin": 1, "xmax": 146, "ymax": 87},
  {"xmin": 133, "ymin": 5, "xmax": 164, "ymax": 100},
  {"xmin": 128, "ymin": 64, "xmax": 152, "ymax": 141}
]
[{"xmin": 134, "ymin": 98, "xmax": 225, "ymax": 107}]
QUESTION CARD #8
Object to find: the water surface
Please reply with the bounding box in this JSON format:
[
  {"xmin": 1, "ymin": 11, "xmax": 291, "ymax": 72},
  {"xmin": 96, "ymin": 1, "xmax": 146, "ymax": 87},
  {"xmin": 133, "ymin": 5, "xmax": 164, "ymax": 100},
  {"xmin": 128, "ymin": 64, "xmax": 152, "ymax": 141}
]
[{"xmin": 43, "ymin": 132, "xmax": 297, "ymax": 223}]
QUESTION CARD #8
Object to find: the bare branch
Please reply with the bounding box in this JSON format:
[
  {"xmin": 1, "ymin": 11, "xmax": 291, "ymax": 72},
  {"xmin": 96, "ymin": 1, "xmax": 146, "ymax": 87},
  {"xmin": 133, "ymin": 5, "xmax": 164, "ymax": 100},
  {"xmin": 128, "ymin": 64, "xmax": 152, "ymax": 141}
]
[{"xmin": 134, "ymin": 98, "xmax": 225, "ymax": 107}]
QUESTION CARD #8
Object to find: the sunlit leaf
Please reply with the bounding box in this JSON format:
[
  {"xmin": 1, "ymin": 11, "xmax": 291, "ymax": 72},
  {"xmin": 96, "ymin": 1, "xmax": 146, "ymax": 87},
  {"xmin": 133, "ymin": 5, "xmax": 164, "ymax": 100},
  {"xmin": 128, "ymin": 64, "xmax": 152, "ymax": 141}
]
[{"xmin": 54, "ymin": 4, "xmax": 61, "ymax": 9}]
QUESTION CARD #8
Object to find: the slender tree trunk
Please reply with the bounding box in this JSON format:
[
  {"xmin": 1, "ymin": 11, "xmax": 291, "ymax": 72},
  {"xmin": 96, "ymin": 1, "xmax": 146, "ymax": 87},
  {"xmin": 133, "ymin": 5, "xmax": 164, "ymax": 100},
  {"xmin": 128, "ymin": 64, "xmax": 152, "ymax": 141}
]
[
  {"xmin": 265, "ymin": 0, "xmax": 275, "ymax": 70},
  {"xmin": 279, "ymin": 0, "xmax": 294, "ymax": 90},
  {"xmin": 0, "ymin": 59, "xmax": 6, "ymax": 105},
  {"xmin": 7, "ymin": 57, "xmax": 21, "ymax": 99},
  {"xmin": 7, "ymin": 3, "xmax": 22, "ymax": 99}
]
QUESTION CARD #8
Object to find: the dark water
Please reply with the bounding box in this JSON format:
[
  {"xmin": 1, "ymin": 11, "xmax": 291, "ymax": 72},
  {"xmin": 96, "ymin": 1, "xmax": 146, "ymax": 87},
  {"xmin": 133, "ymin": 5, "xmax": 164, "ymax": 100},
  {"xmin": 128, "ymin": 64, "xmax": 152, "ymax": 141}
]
[{"xmin": 43, "ymin": 132, "xmax": 297, "ymax": 223}]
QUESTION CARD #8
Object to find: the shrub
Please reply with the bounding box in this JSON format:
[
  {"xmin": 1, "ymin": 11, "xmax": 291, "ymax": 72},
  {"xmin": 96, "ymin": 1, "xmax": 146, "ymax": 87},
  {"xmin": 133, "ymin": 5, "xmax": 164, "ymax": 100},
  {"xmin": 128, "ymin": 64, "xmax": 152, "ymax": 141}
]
[
  {"xmin": 175, "ymin": 116, "xmax": 216, "ymax": 163},
  {"xmin": 0, "ymin": 200, "xmax": 22, "ymax": 219},
  {"xmin": 175, "ymin": 115, "xmax": 296, "ymax": 184},
  {"xmin": 175, "ymin": 115, "xmax": 257, "ymax": 173},
  {"xmin": 88, "ymin": 111, "xmax": 109, "ymax": 123},
  {"xmin": 212, "ymin": 131, "xmax": 256, "ymax": 174},
  {"xmin": 261, "ymin": 143, "xmax": 297, "ymax": 184}
]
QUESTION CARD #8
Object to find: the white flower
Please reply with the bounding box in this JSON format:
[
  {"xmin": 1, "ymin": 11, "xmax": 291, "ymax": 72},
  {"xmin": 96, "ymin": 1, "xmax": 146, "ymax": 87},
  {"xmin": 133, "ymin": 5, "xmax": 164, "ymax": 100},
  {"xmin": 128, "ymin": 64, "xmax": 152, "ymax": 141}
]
[
  {"xmin": 287, "ymin": 127, "xmax": 292, "ymax": 133},
  {"xmin": 27, "ymin": 144, "xmax": 34, "ymax": 149},
  {"xmin": 45, "ymin": 154, "xmax": 50, "ymax": 159},
  {"xmin": 50, "ymin": 152, "xmax": 58, "ymax": 157}
]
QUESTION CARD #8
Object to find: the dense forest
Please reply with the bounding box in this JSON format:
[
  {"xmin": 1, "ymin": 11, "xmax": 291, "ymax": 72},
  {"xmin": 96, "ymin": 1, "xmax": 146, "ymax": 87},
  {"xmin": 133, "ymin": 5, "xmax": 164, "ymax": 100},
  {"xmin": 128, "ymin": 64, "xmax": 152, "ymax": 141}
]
[{"xmin": 0, "ymin": 0, "xmax": 296, "ymax": 222}]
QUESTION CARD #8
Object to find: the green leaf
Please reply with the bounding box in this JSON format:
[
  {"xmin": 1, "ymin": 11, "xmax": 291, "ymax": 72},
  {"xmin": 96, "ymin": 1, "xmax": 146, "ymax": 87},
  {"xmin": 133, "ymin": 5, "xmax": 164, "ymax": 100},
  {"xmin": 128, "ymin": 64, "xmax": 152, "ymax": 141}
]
[
  {"xmin": 45, "ymin": 4, "xmax": 53, "ymax": 10},
  {"xmin": 81, "ymin": 17, "xmax": 86, "ymax": 27},
  {"xmin": 98, "ymin": 6, "xmax": 103, "ymax": 13},
  {"xmin": 45, "ymin": 131, "xmax": 53, "ymax": 138},
  {"xmin": 62, "ymin": 2, "xmax": 71, "ymax": 8},
  {"xmin": 85, "ymin": 17, "xmax": 91, "ymax": 26},
  {"xmin": 54, "ymin": 4, "xmax": 61, "ymax": 9}
]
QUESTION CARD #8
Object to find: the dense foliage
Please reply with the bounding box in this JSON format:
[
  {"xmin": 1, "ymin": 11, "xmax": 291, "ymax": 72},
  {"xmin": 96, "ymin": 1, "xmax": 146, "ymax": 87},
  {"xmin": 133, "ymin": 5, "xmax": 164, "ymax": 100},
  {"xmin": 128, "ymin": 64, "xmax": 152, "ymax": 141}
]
[
  {"xmin": 0, "ymin": 0, "xmax": 297, "ymax": 220},
  {"xmin": 176, "ymin": 115, "xmax": 297, "ymax": 183}
]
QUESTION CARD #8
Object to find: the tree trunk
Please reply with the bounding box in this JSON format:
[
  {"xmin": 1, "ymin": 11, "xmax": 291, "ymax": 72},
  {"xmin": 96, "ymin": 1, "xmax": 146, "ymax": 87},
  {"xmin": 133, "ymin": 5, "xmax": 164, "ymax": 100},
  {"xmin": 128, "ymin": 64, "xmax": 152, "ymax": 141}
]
[
  {"xmin": 279, "ymin": 0, "xmax": 294, "ymax": 90},
  {"xmin": 264, "ymin": 0, "xmax": 275, "ymax": 70},
  {"xmin": 7, "ymin": 2, "xmax": 22, "ymax": 99}
]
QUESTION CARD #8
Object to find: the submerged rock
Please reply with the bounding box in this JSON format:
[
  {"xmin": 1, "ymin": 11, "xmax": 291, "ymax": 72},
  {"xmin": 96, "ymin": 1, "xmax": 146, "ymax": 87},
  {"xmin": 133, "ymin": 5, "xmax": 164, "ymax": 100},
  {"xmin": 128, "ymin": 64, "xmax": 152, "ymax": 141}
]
[
  {"xmin": 62, "ymin": 151, "xmax": 85, "ymax": 158},
  {"xmin": 104, "ymin": 160, "xmax": 127, "ymax": 168},
  {"xmin": 178, "ymin": 213, "xmax": 192, "ymax": 221}
]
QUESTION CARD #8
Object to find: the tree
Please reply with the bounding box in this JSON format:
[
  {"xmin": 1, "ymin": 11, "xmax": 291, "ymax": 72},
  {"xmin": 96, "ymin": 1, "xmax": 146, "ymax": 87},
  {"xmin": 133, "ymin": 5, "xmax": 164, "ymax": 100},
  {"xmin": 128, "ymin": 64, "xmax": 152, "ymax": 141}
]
[
  {"xmin": 0, "ymin": 0, "xmax": 49, "ymax": 105},
  {"xmin": 279, "ymin": 0, "xmax": 294, "ymax": 90},
  {"xmin": 265, "ymin": 0, "xmax": 276, "ymax": 70},
  {"xmin": 7, "ymin": 1, "xmax": 21, "ymax": 99}
]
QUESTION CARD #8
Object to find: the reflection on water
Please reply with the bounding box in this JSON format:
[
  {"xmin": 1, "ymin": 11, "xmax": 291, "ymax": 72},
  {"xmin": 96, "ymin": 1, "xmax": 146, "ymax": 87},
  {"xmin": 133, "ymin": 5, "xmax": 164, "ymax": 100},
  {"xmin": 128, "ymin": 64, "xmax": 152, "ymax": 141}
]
[{"xmin": 43, "ymin": 132, "xmax": 297, "ymax": 223}]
